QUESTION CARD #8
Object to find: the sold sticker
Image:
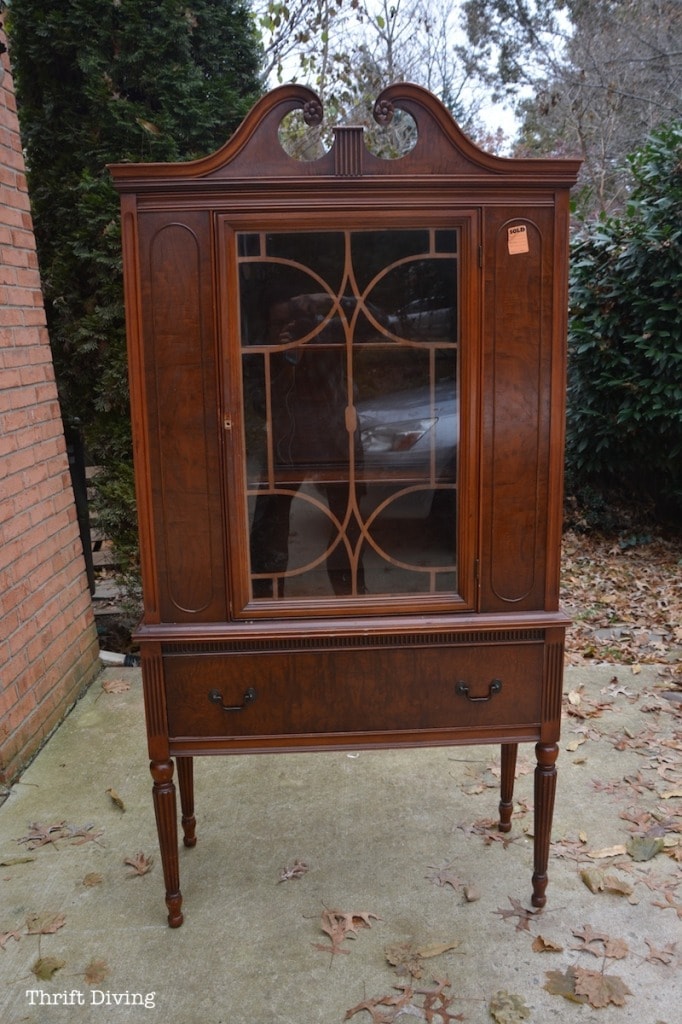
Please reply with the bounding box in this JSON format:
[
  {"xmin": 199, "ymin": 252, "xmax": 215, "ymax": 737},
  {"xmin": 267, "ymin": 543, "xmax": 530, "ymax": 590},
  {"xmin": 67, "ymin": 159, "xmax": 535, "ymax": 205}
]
[{"xmin": 507, "ymin": 224, "xmax": 529, "ymax": 254}]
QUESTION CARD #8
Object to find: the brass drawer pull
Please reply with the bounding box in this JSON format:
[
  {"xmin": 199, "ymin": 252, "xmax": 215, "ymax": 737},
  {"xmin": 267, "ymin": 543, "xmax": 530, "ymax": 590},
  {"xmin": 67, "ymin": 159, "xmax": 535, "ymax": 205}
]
[
  {"xmin": 455, "ymin": 679, "xmax": 502, "ymax": 702},
  {"xmin": 208, "ymin": 687, "xmax": 257, "ymax": 712}
]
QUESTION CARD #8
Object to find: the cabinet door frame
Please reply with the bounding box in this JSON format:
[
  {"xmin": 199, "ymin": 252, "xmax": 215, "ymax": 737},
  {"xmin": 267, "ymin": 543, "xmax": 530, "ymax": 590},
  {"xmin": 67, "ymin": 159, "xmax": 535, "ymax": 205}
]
[{"xmin": 216, "ymin": 207, "xmax": 482, "ymax": 620}]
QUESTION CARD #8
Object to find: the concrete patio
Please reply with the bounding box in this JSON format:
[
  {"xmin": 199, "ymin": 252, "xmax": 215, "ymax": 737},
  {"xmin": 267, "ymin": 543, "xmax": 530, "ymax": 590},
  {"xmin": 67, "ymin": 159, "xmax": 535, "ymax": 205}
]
[{"xmin": 0, "ymin": 662, "xmax": 679, "ymax": 1023}]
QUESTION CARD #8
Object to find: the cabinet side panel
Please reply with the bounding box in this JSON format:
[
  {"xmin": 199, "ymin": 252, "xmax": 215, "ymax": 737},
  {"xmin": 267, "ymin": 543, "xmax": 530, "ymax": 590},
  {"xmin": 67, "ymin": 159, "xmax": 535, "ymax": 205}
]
[
  {"xmin": 481, "ymin": 208, "xmax": 554, "ymax": 611},
  {"xmin": 139, "ymin": 213, "xmax": 227, "ymax": 621}
]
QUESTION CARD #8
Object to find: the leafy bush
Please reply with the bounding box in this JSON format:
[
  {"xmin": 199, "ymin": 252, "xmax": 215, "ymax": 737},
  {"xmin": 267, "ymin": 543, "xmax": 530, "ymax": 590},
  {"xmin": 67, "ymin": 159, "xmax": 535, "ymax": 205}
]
[
  {"xmin": 566, "ymin": 121, "xmax": 682, "ymax": 519},
  {"xmin": 9, "ymin": 0, "xmax": 262, "ymax": 573}
]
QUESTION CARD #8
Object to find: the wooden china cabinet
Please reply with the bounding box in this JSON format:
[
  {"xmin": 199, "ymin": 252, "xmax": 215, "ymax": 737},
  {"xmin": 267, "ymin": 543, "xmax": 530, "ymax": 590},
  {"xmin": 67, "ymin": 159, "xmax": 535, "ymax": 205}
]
[{"xmin": 110, "ymin": 84, "xmax": 581, "ymax": 927}]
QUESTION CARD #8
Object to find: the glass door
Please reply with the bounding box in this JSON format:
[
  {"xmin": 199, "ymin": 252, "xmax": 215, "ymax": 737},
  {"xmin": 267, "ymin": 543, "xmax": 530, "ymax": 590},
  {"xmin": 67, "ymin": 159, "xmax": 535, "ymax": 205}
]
[{"xmin": 227, "ymin": 223, "xmax": 474, "ymax": 613}]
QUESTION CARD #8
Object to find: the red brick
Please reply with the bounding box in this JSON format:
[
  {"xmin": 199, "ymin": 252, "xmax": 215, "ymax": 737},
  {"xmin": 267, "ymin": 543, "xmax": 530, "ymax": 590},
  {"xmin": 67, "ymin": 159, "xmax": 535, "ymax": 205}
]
[{"xmin": 0, "ymin": 48, "xmax": 100, "ymax": 785}]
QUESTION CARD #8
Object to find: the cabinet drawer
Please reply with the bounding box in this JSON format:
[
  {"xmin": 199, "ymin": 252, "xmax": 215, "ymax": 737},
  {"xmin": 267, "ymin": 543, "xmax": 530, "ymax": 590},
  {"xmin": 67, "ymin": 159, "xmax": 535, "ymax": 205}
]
[{"xmin": 163, "ymin": 643, "xmax": 543, "ymax": 741}]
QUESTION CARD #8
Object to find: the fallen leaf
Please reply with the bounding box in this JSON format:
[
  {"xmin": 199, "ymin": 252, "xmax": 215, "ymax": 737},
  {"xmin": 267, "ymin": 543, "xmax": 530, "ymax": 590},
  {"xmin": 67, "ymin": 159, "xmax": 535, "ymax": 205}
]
[
  {"xmin": 31, "ymin": 956, "xmax": 66, "ymax": 981},
  {"xmin": 0, "ymin": 930, "xmax": 21, "ymax": 950},
  {"xmin": 278, "ymin": 859, "xmax": 309, "ymax": 882},
  {"xmin": 580, "ymin": 867, "xmax": 633, "ymax": 896},
  {"xmin": 573, "ymin": 967, "xmax": 632, "ymax": 1008},
  {"xmin": 84, "ymin": 958, "xmax": 110, "ymax": 985},
  {"xmin": 489, "ymin": 989, "xmax": 531, "ymax": 1023},
  {"xmin": 314, "ymin": 908, "xmax": 380, "ymax": 956},
  {"xmin": 493, "ymin": 897, "xmax": 540, "ymax": 932},
  {"xmin": 644, "ymin": 939, "xmax": 677, "ymax": 965},
  {"xmin": 383, "ymin": 940, "xmax": 459, "ymax": 980},
  {"xmin": 587, "ymin": 845, "xmax": 627, "ymax": 859},
  {"xmin": 82, "ymin": 872, "xmax": 103, "ymax": 887},
  {"xmin": 17, "ymin": 821, "xmax": 67, "ymax": 849},
  {"xmin": 0, "ymin": 855, "xmax": 35, "ymax": 866},
  {"xmin": 532, "ymin": 935, "xmax": 563, "ymax": 953},
  {"xmin": 25, "ymin": 912, "xmax": 66, "ymax": 935},
  {"xmin": 106, "ymin": 788, "xmax": 126, "ymax": 811},
  {"xmin": 652, "ymin": 891, "xmax": 682, "ymax": 918},
  {"xmin": 102, "ymin": 678, "xmax": 130, "ymax": 694},
  {"xmin": 124, "ymin": 852, "xmax": 153, "ymax": 877},
  {"xmin": 345, "ymin": 986, "xmax": 413, "ymax": 1020},
  {"xmin": 385, "ymin": 942, "xmax": 425, "ymax": 978},
  {"xmin": 544, "ymin": 966, "xmax": 588, "ymax": 1003},
  {"xmin": 66, "ymin": 823, "xmax": 105, "ymax": 845},
  {"xmin": 426, "ymin": 862, "xmax": 463, "ymax": 890},
  {"xmin": 566, "ymin": 737, "xmax": 586, "ymax": 751},
  {"xmin": 660, "ymin": 787, "xmax": 682, "ymax": 800},
  {"xmin": 627, "ymin": 836, "xmax": 664, "ymax": 861}
]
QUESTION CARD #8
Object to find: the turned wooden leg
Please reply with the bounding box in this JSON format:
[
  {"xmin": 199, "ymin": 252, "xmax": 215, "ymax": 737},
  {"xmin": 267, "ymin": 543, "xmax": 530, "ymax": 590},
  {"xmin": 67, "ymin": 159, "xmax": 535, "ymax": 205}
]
[
  {"xmin": 176, "ymin": 756, "xmax": 197, "ymax": 848},
  {"xmin": 150, "ymin": 759, "xmax": 183, "ymax": 928},
  {"xmin": 498, "ymin": 742, "xmax": 518, "ymax": 833},
  {"xmin": 532, "ymin": 741, "xmax": 558, "ymax": 908}
]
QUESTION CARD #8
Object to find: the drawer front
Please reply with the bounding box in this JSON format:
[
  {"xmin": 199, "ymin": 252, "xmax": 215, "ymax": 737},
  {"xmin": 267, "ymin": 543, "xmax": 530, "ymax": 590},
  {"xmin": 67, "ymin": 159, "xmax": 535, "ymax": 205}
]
[{"xmin": 163, "ymin": 643, "xmax": 543, "ymax": 740}]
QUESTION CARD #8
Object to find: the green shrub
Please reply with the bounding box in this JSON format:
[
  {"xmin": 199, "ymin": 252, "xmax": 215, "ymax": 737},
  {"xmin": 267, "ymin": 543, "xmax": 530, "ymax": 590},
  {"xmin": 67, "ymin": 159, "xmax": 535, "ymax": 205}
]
[
  {"xmin": 566, "ymin": 121, "xmax": 682, "ymax": 519},
  {"xmin": 9, "ymin": 0, "xmax": 262, "ymax": 574}
]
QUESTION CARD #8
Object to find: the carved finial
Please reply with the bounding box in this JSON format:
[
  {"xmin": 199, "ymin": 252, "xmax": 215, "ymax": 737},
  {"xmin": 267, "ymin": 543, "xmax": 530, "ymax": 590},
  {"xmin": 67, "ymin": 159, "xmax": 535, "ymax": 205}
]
[
  {"xmin": 373, "ymin": 97, "xmax": 395, "ymax": 126},
  {"xmin": 303, "ymin": 99, "xmax": 324, "ymax": 127}
]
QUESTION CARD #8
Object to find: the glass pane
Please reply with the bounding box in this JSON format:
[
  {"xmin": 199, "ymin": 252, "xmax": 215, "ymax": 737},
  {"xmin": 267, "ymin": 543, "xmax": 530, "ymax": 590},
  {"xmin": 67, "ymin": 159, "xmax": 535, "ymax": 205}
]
[{"xmin": 237, "ymin": 228, "xmax": 459, "ymax": 603}]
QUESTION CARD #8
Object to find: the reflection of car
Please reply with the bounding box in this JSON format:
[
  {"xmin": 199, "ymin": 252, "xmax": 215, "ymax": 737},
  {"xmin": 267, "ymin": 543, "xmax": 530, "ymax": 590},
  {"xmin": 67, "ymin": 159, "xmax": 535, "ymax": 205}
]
[
  {"xmin": 357, "ymin": 381, "xmax": 458, "ymax": 473},
  {"xmin": 388, "ymin": 299, "xmax": 456, "ymax": 342},
  {"xmin": 356, "ymin": 382, "xmax": 458, "ymax": 521}
]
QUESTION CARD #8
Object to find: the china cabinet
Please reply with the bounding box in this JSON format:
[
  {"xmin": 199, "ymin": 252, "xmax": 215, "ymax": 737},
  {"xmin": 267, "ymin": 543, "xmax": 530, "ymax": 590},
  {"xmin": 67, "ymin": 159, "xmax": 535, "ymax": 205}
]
[{"xmin": 110, "ymin": 84, "xmax": 581, "ymax": 926}]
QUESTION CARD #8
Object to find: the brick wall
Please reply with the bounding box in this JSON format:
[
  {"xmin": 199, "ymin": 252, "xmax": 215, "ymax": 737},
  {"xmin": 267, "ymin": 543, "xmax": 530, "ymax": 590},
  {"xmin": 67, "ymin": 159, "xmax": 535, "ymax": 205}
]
[{"xmin": 0, "ymin": 27, "xmax": 101, "ymax": 784}]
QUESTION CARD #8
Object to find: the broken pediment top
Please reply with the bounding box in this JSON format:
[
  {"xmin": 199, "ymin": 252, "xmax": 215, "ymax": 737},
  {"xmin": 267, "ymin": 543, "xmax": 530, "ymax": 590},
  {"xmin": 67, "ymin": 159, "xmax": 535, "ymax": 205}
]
[{"xmin": 109, "ymin": 81, "xmax": 581, "ymax": 190}]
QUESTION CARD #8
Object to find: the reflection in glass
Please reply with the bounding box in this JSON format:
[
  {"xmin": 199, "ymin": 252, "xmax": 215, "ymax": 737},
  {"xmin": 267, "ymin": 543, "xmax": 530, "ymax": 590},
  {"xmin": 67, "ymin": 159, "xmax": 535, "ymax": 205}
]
[{"xmin": 238, "ymin": 228, "xmax": 459, "ymax": 602}]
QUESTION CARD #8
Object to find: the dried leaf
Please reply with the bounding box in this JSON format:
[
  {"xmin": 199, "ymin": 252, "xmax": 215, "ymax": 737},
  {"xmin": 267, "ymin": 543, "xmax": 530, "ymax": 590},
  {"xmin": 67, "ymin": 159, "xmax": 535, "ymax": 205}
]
[
  {"xmin": 106, "ymin": 788, "xmax": 126, "ymax": 811},
  {"xmin": 418, "ymin": 939, "xmax": 461, "ymax": 959},
  {"xmin": 652, "ymin": 891, "xmax": 682, "ymax": 917},
  {"xmin": 345, "ymin": 986, "xmax": 413, "ymax": 1021},
  {"xmin": 627, "ymin": 836, "xmax": 664, "ymax": 861},
  {"xmin": 66, "ymin": 823, "xmax": 105, "ymax": 845},
  {"xmin": 566, "ymin": 737, "xmax": 586, "ymax": 751},
  {"xmin": 425, "ymin": 862, "xmax": 463, "ymax": 890},
  {"xmin": 26, "ymin": 912, "xmax": 66, "ymax": 935},
  {"xmin": 580, "ymin": 867, "xmax": 633, "ymax": 896},
  {"xmin": 532, "ymin": 934, "xmax": 563, "ymax": 953},
  {"xmin": 84, "ymin": 958, "xmax": 110, "ymax": 985},
  {"xmin": 571, "ymin": 924, "xmax": 628, "ymax": 959},
  {"xmin": 102, "ymin": 678, "xmax": 130, "ymax": 694},
  {"xmin": 385, "ymin": 939, "xmax": 460, "ymax": 979},
  {"xmin": 0, "ymin": 930, "xmax": 21, "ymax": 950},
  {"xmin": 124, "ymin": 851, "xmax": 153, "ymax": 877},
  {"xmin": 82, "ymin": 872, "xmax": 104, "ymax": 887},
  {"xmin": 385, "ymin": 942, "xmax": 425, "ymax": 978},
  {"xmin": 587, "ymin": 844, "xmax": 627, "ymax": 859},
  {"xmin": 463, "ymin": 883, "xmax": 481, "ymax": 903},
  {"xmin": 644, "ymin": 939, "xmax": 677, "ymax": 965},
  {"xmin": 544, "ymin": 966, "xmax": 588, "ymax": 1003},
  {"xmin": 0, "ymin": 855, "xmax": 35, "ymax": 866},
  {"xmin": 31, "ymin": 956, "xmax": 66, "ymax": 981},
  {"xmin": 573, "ymin": 967, "xmax": 632, "ymax": 1008},
  {"xmin": 18, "ymin": 821, "xmax": 67, "ymax": 849},
  {"xmin": 315, "ymin": 908, "xmax": 380, "ymax": 956},
  {"xmin": 489, "ymin": 989, "xmax": 531, "ymax": 1023},
  {"xmin": 278, "ymin": 859, "xmax": 309, "ymax": 882},
  {"xmin": 493, "ymin": 897, "xmax": 540, "ymax": 932}
]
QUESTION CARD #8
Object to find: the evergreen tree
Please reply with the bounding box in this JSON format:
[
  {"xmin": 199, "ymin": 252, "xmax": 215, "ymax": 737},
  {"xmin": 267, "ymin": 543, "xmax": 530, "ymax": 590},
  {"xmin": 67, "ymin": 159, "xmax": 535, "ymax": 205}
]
[
  {"xmin": 566, "ymin": 121, "xmax": 682, "ymax": 517},
  {"xmin": 8, "ymin": 0, "xmax": 262, "ymax": 568}
]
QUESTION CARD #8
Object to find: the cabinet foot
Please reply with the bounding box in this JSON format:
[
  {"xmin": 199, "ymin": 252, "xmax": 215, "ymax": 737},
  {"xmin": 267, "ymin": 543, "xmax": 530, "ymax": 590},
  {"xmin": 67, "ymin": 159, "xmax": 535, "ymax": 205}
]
[
  {"xmin": 531, "ymin": 741, "xmax": 558, "ymax": 908},
  {"xmin": 150, "ymin": 759, "xmax": 184, "ymax": 927},
  {"xmin": 177, "ymin": 756, "xmax": 197, "ymax": 848},
  {"xmin": 498, "ymin": 742, "xmax": 518, "ymax": 833}
]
